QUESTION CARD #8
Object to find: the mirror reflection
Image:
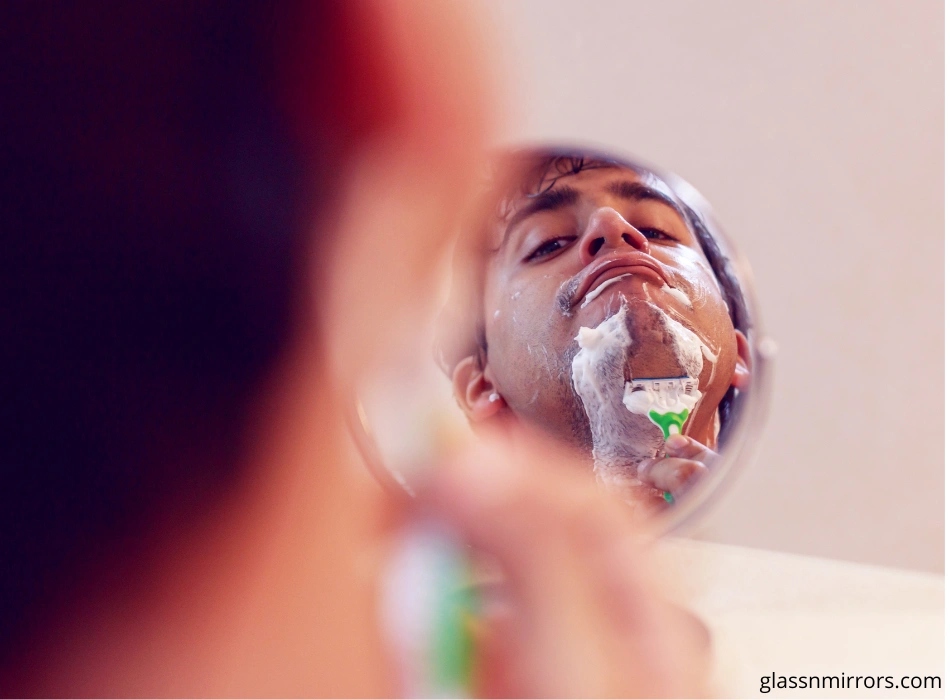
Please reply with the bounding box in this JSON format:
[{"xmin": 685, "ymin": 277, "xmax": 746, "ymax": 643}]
[{"xmin": 356, "ymin": 146, "xmax": 764, "ymax": 524}]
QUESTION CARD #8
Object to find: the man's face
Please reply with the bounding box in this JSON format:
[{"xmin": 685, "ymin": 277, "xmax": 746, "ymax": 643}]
[{"xmin": 479, "ymin": 164, "xmax": 739, "ymax": 451}]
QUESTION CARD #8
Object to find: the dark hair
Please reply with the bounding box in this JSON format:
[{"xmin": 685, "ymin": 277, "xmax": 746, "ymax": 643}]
[
  {"xmin": 0, "ymin": 0, "xmax": 363, "ymax": 661},
  {"xmin": 436, "ymin": 150, "xmax": 751, "ymax": 437}
]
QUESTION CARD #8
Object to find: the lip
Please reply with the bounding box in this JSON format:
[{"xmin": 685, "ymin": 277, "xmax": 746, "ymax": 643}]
[{"xmin": 573, "ymin": 253, "xmax": 669, "ymax": 308}]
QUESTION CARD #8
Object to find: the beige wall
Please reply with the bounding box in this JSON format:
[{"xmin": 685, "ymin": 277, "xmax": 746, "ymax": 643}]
[{"xmin": 486, "ymin": 0, "xmax": 944, "ymax": 572}]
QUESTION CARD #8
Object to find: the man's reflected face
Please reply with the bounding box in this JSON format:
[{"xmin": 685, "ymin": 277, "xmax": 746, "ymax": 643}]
[{"xmin": 480, "ymin": 163, "xmax": 739, "ymax": 450}]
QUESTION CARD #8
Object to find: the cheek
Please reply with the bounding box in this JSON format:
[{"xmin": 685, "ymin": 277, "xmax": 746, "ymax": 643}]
[
  {"xmin": 485, "ymin": 292, "xmax": 572, "ymax": 388},
  {"xmin": 662, "ymin": 248, "xmax": 735, "ymax": 351},
  {"xmin": 664, "ymin": 249, "xmax": 723, "ymax": 309},
  {"xmin": 484, "ymin": 269, "xmax": 561, "ymax": 346}
]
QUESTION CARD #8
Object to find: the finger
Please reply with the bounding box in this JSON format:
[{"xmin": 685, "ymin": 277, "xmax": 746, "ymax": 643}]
[
  {"xmin": 664, "ymin": 433, "xmax": 718, "ymax": 465},
  {"xmin": 473, "ymin": 606, "xmax": 523, "ymax": 697},
  {"xmin": 637, "ymin": 457, "xmax": 708, "ymax": 496}
]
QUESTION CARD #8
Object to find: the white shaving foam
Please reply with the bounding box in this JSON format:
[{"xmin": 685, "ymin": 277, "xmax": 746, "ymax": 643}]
[
  {"xmin": 571, "ymin": 306, "xmax": 664, "ymax": 484},
  {"xmin": 661, "ymin": 311, "xmax": 707, "ymax": 379},
  {"xmin": 662, "ymin": 284, "xmax": 691, "ymax": 307},
  {"xmin": 570, "ymin": 303, "xmax": 716, "ymax": 488},
  {"xmin": 581, "ymin": 274, "xmax": 631, "ymax": 309}
]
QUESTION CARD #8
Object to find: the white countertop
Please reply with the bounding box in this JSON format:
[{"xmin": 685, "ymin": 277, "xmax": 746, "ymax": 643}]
[{"xmin": 656, "ymin": 539, "xmax": 944, "ymax": 698}]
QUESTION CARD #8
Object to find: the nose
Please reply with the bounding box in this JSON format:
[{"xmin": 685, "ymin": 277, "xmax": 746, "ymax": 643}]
[{"xmin": 578, "ymin": 206, "xmax": 649, "ymax": 266}]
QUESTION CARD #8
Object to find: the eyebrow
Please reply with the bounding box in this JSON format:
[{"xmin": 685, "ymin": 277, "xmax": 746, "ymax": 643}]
[
  {"xmin": 498, "ymin": 186, "xmax": 580, "ymax": 252},
  {"xmin": 606, "ymin": 180, "xmax": 683, "ymax": 214}
]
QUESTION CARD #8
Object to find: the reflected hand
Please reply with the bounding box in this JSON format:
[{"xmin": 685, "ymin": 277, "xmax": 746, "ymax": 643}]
[{"xmin": 636, "ymin": 434, "xmax": 717, "ymax": 499}]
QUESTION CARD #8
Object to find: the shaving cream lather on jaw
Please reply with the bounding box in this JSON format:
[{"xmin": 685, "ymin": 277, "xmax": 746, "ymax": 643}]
[{"xmin": 570, "ymin": 299, "xmax": 714, "ymax": 498}]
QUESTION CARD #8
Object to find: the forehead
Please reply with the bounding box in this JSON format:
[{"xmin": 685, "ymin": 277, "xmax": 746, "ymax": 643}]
[{"xmin": 486, "ymin": 161, "xmax": 681, "ymax": 249}]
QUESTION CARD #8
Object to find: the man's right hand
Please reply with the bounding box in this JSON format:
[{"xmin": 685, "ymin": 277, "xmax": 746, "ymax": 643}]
[{"xmin": 420, "ymin": 431, "xmax": 710, "ymax": 697}]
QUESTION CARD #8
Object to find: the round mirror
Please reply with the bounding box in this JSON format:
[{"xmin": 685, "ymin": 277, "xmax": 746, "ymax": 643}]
[{"xmin": 350, "ymin": 145, "xmax": 774, "ymax": 534}]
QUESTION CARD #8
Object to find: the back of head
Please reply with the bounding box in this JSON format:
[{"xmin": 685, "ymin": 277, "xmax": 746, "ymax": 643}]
[{"xmin": 0, "ymin": 0, "xmax": 369, "ymax": 661}]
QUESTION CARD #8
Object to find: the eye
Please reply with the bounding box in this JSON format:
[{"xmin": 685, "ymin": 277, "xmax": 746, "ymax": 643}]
[
  {"xmin": 638, "ymin": 227, "xmax": 673, "ymax": 241},
  {"xmin": 525, "ymin": 236, "xmax": 575, "ymax": 262}
]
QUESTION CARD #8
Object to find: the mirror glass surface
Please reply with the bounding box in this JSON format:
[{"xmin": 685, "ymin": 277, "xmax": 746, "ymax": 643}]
[{"xmin": 351, "ymin": 145, "xmax": 773, "ymax": 534}]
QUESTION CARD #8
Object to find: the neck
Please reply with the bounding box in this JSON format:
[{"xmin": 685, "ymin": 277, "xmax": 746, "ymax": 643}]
[{"xmin": 5, "ymin": 337, "xmax": 400, "ymax": 696}]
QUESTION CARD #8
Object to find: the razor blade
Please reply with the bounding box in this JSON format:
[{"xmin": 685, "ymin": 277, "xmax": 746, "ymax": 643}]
[{"xmin": 627, "ymin": 375, "xmax": 697, "ymax": 397}]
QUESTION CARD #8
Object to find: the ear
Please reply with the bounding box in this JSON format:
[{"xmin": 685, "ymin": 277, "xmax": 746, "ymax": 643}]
[
  {"xmin": 731, "ymin": 330, "xmax": 751, "ymax": 392},
  {"xmin": 451, "ymin": 355, "xmax": 505, "ymax": 422}
]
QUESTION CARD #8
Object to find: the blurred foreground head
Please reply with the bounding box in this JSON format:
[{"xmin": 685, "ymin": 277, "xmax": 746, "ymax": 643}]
[{"xmin": 0, "ymin": 0, "xmax": 493, "ymax": 689}]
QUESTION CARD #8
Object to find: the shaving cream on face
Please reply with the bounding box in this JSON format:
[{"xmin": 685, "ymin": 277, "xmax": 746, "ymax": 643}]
[
  {"xmin": 659, "ymin": 310, "xmax": 707, "ymax": 379},
  {"xmin": 662, "ymin": 284, "xmax": 691, "ymax": 307},
  {"xmin": 581, "ymin": 273, "xmax": 631, "ymax": 309},
  {"xmin": 571, "ymin": 306, "xmax": 666, "ymax": 484},
  {"xmin": 570, "ymin": 302, "xmax": 716, "ymax": 487}
]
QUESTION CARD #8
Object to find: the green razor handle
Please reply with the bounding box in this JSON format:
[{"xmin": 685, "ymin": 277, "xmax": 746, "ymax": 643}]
[
  {"xmin": 647, "ymin": 408, "xmax": 691, "ymax": 505},
  {"xmin": 647, "ymin": 408, "xmax": 690, "ymax": 440}
]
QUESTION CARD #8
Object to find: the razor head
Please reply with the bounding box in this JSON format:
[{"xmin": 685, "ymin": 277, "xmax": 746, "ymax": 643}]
[{"xmin": 627, "ymin": 376, "xmax": 697, "ymax": 397}]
